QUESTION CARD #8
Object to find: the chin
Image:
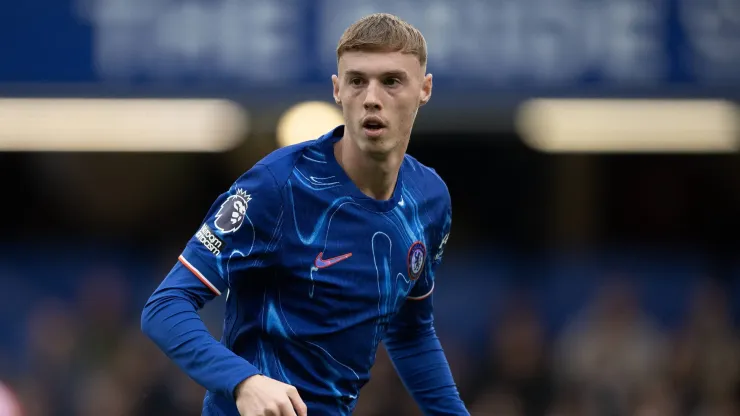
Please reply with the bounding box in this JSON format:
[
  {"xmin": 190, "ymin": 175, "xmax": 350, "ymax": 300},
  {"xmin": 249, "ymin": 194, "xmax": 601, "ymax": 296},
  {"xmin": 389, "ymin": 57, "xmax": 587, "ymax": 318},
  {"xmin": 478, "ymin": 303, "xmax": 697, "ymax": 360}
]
[
  {"xmin": 347, "ymin": 126, "xmax": 397, "ymax": 154},
  {"xmin": 361, "ymin": 138, "xmax": 398, "ymax": 159}
]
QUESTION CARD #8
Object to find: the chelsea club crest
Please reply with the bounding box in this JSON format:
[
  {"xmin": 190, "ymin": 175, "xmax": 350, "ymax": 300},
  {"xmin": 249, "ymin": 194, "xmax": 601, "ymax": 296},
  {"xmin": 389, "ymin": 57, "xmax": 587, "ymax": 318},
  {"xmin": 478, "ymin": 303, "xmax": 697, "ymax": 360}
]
[
  {"xmin": 215, "ymin": 189, "xmax": 252, "ymax": 233},
  {"xmin": 407, "ymin": 241, "xmax": 427, "ymax": 281}
]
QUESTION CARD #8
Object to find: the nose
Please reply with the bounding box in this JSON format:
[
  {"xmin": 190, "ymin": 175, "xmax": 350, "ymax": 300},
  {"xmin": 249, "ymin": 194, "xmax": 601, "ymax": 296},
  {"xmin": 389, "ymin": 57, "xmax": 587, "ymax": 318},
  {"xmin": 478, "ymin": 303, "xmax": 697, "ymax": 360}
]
[{"xmin": 363, "ymin": 81, "xmax": 382, "ymax": 111}]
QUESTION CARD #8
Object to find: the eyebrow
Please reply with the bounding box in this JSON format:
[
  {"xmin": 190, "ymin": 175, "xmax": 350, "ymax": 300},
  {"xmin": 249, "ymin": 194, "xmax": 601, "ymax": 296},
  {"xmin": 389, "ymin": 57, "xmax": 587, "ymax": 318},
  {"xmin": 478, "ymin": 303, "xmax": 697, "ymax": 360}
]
[{"xmin": 344, "ymin": 70, "xmax": 408, "ymax": 79}]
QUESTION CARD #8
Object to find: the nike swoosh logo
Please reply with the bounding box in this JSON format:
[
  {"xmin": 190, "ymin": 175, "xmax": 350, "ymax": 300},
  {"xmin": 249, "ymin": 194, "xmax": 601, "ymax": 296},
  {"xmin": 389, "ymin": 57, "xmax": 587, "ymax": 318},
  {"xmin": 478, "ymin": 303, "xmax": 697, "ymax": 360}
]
[{"xmin": 314, "ymin": 251, "xmax": 352, "ymax": 269}]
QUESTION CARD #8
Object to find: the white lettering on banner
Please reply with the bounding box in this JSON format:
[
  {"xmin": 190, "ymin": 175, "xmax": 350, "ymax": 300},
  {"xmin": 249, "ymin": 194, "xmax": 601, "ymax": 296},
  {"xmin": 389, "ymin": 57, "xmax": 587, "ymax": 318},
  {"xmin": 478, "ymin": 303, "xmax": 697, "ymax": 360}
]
[
  {"xmin": 74, "ymin": 0, "xmax": 740, "ymax": 86},
  {"xmin": 318, "ymin": 0, "xmax": 666, "ymax": 85},
  {"xmin": 679, "ymin": 0, "xmax": 740, "ymax": 83},
  {"xmin": 76, "ymin": 0, "xmax": 303, "ymax": 83}
]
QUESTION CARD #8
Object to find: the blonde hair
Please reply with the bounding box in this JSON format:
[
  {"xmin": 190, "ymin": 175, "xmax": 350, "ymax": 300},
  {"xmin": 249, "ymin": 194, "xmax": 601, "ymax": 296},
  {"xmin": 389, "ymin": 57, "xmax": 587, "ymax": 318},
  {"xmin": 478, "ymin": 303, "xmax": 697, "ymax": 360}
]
[{"xmin": 336, "ymin": 13, "xmax": 427, "ymax": 67}]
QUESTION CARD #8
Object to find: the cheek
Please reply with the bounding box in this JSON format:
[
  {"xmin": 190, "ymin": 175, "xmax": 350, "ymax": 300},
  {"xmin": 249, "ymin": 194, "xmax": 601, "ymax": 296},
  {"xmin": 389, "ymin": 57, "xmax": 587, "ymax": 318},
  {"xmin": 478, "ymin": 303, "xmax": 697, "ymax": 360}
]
[
  {"xmin": 393, "ymin": 92, "xmax": 418, "ymax": 110},
  {"xmin": 342, "ymin": 104, "xmax": 362, "ymax": 120},
  {"xmin": 339, "ymin": 98, "xmax": 356, "ymax": 111},
  {"xmin": 393, "ymin": 100, "xmax": 417, "ymax": 121}
]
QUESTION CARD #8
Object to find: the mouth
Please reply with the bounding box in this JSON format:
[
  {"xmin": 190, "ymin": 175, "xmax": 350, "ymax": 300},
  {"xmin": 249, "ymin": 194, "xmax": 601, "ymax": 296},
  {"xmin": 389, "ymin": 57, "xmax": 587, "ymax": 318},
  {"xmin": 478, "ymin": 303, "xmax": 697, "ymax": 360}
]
[{"xmin": 362, "ymin": 117, "xmax": 386, "ymax": 136}]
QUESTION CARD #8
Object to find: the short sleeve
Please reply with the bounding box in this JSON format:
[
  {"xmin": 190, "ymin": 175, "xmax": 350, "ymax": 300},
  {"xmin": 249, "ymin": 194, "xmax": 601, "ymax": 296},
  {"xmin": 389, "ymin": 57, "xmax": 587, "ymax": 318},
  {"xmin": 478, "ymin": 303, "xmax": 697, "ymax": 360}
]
[
  {"xmin": 407, "ymin": 200, "xmax": 451, "ymax": 301},
  {"xmin": 178, "ymin": 163, "xmax": 284, "ymax": 296}
]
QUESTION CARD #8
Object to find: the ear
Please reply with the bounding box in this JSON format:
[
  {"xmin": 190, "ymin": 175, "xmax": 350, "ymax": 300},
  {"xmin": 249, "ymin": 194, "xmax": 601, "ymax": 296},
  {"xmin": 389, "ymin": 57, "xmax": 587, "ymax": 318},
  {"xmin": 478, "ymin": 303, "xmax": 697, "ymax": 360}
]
[
  {"xmin": 331, "ymin": 74, "xmax": 341, "ymax": 105},
  {"xmin": 419, "ymin": 73, "xmax": 433, "ymax": 106}
]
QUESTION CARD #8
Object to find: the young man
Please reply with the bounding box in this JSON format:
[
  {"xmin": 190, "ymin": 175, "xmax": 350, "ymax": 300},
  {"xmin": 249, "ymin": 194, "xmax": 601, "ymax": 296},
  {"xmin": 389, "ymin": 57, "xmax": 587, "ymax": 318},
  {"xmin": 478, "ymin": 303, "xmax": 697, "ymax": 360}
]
[{"xmin": 141, "ymin": 13, "xmax": 469, "ymax": 416}]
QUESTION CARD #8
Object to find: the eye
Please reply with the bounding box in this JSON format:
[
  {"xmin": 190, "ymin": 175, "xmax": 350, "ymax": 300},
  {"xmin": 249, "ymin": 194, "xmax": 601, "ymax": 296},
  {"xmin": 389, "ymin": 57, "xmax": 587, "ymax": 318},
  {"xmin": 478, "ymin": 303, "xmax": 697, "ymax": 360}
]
[
  {"xmin": 384, "ymin": 78, "xmax": 401, "ymax": 86},
  {"xmin": 349, "ymin": 77, "xmax": 364, "ymax": 86}
]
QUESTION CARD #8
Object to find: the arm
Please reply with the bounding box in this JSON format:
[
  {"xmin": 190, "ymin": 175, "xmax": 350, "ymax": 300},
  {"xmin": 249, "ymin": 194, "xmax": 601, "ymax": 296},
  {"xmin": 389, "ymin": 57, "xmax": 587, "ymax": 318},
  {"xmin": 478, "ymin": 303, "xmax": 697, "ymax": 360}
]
[
  {"xmin": 141, "ymin": 261, "xmax": 260, "ymax": 398},
  {"xmin": 384, "ymin": 204, "xmax": 469, "ymax": 415},
  {"xmin": 141, "ymin": 163, "xmax": 282, "ymax": 399},
  {"xmin": 384, "ymin": 295, "xmax": 468, "ymax": 415}
]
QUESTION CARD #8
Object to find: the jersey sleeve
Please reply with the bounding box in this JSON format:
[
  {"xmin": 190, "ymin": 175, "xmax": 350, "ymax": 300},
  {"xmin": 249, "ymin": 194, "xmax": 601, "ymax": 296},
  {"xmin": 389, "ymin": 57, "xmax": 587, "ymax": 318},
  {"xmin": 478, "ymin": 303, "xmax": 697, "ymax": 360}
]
[
  {"xmin": 179, "ymin": 163, "xmax": 284, "ymax": 296},
  {"xmin": 407, "ymin": 201, "xmax": 451, "ymax": 301},
  {"xmin": 384, "ymin": 196, "xmax": 468, "ymax": 414}
]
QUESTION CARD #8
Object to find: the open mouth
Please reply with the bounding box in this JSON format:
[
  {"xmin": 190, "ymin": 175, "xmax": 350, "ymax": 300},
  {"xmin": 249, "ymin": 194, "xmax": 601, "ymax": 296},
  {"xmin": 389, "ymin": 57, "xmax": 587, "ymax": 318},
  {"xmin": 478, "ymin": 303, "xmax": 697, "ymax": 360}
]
[{"xmin": 362, "ymin": 118, "xmax": 386, "ymax": 133}]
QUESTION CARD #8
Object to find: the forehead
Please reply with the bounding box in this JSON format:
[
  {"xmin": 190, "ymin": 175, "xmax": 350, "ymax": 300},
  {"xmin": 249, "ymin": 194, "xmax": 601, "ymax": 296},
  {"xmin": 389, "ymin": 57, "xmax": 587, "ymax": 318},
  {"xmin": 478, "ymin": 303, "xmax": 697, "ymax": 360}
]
[{"xmin": 338, "ymin": 51, "xmax": 423, "ymax": 76}]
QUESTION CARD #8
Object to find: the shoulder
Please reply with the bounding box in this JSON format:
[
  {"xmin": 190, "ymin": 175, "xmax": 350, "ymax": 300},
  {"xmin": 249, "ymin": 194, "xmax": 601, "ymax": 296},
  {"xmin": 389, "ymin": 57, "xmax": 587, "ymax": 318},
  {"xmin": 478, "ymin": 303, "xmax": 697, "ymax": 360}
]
[
  {"xmin": 247, "ymin": 140, "xmax": 317, "ymax": 189},
  {"xmin": 402, "ymin": 154, "xmax": 451, "ymax": 211},
  {"xmin": 221, "ymin": 141, "xmax": 315, "ymax": 218},
  {"xmin": 239, "ymin": 126, "xmax": 341, "ymax": 193},
  {"xmin": 403, "ymin": 155, "xmax": 452, "ymax": 259}
]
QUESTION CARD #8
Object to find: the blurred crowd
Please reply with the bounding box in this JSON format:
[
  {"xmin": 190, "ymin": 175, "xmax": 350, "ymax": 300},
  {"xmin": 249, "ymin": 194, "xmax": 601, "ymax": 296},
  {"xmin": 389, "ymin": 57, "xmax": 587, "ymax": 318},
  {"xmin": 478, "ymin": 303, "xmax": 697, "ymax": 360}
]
[
  {"xmin": 360, "ymin": 278, "xmax": 740, "ymax": 416},
  {"xmin": 0, "ymin": 259, "xmax": 737, "ymax": 416}
]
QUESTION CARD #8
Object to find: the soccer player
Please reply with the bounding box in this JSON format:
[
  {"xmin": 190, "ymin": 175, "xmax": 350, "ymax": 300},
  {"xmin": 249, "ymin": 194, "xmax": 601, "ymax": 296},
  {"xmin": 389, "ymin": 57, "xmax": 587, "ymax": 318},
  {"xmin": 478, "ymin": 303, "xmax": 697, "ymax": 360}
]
[{"xmin": 141, "ymin": 13, "xmax": 469, "ymax": 416}]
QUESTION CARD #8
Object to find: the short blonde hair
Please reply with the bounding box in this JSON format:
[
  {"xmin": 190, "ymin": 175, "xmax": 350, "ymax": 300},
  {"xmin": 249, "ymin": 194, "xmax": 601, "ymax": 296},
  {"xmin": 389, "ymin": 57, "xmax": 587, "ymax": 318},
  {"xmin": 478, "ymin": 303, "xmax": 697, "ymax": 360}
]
[{"xmin": 336, "ymin": 13, "xmax": 427, "ymax": 67}]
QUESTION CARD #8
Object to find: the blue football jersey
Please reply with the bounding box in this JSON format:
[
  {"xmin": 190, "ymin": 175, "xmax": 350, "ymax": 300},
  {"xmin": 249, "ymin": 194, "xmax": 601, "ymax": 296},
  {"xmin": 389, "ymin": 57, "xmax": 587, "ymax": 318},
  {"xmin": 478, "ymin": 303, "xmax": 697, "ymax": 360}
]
[{"xmin": 179, "ymin": 126, "xmax": 452, "ymax": 415}]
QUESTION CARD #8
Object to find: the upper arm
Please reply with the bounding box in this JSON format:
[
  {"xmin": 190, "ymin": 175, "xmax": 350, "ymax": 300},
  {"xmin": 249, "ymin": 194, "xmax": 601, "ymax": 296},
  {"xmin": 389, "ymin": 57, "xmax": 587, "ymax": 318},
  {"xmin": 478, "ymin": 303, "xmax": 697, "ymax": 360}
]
[
  {"xmin": 170, "ymin": 163, "xmax": 284, "ymax": 298},
  {"xmin": 393, "ymin": 193, "xmax": 452, "ymax": 331},
  {"xmin": 406, "ymin": 196, "xmax": 452, "ymax": 303}
]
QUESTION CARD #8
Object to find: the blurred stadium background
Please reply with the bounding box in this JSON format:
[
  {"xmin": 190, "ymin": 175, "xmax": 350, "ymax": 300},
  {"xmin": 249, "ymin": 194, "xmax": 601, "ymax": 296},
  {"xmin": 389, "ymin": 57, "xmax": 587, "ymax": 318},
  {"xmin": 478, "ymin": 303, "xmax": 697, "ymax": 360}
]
[{"xmin": 1, "ymin": 0, "xmax": 740, "ymax": 415}]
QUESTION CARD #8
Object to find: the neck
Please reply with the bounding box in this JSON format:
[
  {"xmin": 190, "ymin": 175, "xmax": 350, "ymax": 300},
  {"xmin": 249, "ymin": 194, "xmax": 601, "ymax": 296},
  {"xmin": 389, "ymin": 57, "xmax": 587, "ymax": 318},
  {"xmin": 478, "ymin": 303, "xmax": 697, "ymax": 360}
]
[{"xmin": 334, "ymin": 133, "xmax": 405, "ymax": 201}]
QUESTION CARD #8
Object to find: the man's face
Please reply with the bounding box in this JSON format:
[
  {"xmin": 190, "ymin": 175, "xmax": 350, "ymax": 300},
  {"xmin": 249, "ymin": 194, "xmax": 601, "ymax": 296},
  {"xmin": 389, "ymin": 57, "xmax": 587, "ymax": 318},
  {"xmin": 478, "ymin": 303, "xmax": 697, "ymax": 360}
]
[{"xmin": 333, "ymin": 51, "xmax": 432, "ymax": 157}]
